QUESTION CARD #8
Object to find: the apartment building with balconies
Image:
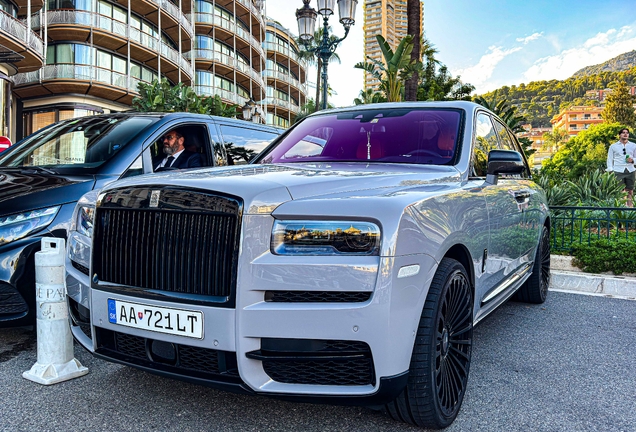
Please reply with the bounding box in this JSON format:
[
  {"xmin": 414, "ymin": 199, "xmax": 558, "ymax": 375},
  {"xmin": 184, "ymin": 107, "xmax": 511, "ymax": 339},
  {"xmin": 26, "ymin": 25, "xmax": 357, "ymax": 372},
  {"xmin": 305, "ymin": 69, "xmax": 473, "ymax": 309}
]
[
  {"xmin": 6, "ymin": 0, "xmax": 305, "ymax": 140},
  {"xmin": 263, "ymin": 20, "xmax": 308, "ymax": 128},
  {"xmin": 363, "ymin": 0, "xmax": 423, "ymax": 93},
  {"xmin": 550, "ymin": 105, "xmax": 604, "ymax": 137},
  {"xmin": 0, "ymin": 0, "xmax": 45, "ymax": 141}
]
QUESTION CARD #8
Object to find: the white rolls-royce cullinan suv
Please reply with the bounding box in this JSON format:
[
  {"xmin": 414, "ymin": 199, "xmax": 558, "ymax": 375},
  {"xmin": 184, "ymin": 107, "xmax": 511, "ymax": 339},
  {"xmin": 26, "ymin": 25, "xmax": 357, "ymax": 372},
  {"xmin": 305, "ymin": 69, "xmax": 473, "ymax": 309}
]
[{"xmin": 66, "ymin": 102, "xmax": 550, "ymax": 429}]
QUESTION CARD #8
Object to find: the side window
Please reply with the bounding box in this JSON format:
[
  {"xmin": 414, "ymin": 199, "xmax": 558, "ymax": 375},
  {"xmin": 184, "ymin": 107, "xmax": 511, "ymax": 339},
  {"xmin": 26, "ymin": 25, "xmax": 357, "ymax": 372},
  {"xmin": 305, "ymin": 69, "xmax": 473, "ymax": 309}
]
[
  {"xmin": 472, "ymin": 113, "xmax": 498, "ymax": 177},
  {"xmin": 148, "ymin": 124, "xmax": 211, "ymax": 171},
  {"xmin": 209, "ymin": 125, "xmax": 227, "ymax": 167},
  {"xmin": 492, "ymin": 119, "xmax": 514, "ymax": 150},
  {"xmin": 220, "ymin": 125, "xmax": 279, "ymax": 165}
]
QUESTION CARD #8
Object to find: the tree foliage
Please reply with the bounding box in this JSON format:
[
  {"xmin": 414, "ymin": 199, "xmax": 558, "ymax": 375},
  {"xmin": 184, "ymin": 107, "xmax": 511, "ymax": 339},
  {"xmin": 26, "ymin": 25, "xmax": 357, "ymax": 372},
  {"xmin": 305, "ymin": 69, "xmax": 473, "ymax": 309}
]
[
  {"xmin": 417, "ymin": 37, "xmax": 474, "ymax": 101},
  {"xmin": 133, "ymin": 78, "xmax": 237, "ymax": 117},
  {"xmin": 477, "ymin": 67, "xmax": 636, "ymax": 127},
  {"xmin": 353, "ymin": 88, "xmax": 386, "ymax": 105},
  {"xmin": 601, "ymin": 80, "xmax": 636, "ymax": 128},
  {"xmin": 540, "ymin": 123, "xmax": 627, "ymax": 182},
  {"xmin": 355, "ymin": 35, "xmax": 418, "ymax": 102}
]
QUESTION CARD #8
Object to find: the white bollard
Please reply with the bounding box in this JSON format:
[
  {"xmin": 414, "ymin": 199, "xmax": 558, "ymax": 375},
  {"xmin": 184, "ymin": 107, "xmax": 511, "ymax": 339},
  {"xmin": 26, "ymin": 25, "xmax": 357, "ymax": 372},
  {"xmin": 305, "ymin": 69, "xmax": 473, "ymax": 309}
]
[{"xmin": 23, "ymin": 238, "xmax": 88, "ymax": 385}]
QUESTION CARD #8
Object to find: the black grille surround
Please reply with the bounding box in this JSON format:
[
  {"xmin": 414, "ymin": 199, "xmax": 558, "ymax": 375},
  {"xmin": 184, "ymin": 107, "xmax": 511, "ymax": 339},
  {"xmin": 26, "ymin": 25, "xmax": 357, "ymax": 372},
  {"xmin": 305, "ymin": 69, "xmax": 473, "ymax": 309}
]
[
  {"xmin": 91, "ymin": 187, "xmax": 242, "ymax": 307},
  {"xmin": 95, "ymin": 327, "xmax": 241, "ymax": 383},
  {"xmin": 265, "ymin": 291, "xmax": 372, "ymax": 303},
  {"xmin": 247, "ymin": 339, "xmax": 375, "ymax": 386}
]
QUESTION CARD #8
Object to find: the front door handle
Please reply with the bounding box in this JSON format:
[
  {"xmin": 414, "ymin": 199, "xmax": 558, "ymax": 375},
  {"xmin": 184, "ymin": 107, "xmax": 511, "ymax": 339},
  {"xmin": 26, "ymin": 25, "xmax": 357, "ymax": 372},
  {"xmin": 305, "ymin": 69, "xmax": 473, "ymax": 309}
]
[{"xmin": 513, "ymin": 191, "xmax": 530, "ymax": 203}]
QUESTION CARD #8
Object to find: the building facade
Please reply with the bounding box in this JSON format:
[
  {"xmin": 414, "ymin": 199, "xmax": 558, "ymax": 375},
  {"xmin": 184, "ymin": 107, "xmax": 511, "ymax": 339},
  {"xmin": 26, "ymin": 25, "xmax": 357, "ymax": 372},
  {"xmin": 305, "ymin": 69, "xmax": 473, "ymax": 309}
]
[
  {"xmin": 0, "ymin": 0, "xmax": 45, "ymax": 141},
  {"xmin": 263, "ymin": 20, "xmax": 308, "ymax": 128},
  {"xmin": 5, "ymin": 0, "xmax": 306, "ymax": 141},
  {"xmin": 362, "ymin": 0, "xmax": 423, "ymax": 92},
  {"xmin": 550, "ymin": 105, "xmax": 604, "ymax": 137}
]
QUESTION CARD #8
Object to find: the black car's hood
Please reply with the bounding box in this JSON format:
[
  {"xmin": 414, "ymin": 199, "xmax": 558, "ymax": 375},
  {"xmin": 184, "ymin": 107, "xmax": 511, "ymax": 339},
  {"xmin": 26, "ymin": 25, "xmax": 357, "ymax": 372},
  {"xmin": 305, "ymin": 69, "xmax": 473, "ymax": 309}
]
[{"xmin": 0, "ymin": 170, "xmax": 96, "ymax": 215}]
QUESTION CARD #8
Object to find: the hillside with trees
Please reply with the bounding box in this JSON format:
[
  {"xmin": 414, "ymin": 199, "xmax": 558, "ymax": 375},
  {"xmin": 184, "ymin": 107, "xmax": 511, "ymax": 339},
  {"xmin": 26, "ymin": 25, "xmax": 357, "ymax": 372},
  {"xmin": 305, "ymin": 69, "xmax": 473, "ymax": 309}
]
[
  {"xmin": 572, "ymin": 50, "xmax": 636, "ymax": 77},
  {"xmin": 476, "ymin": 66, "xmax": 636, "ymax": 127}
]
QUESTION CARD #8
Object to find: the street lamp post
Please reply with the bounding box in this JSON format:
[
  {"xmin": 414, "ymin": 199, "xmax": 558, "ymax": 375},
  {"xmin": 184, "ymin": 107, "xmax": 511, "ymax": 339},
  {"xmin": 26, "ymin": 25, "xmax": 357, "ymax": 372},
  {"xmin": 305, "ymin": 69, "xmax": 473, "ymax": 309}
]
[
  {"xmin": 241, "ymin": 99, "xmax": 262, "ymax": 123},
  {"xmin": 296, "ymin": 0, "xmax": 357, "ymax": 110}
]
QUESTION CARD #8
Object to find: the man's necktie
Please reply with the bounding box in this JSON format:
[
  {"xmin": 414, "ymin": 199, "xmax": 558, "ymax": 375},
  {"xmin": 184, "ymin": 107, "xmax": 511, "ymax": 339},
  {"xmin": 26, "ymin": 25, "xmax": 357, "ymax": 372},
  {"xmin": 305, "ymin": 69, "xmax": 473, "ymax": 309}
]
[{"xmin": 165, "ymin": 156, "xmax": 175, "ymax": 168}]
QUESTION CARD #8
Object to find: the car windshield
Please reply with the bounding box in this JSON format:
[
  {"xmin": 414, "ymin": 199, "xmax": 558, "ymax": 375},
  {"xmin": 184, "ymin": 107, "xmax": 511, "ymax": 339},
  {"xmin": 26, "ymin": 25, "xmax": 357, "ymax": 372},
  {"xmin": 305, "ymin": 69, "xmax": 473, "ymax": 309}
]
[
  {"xmin": 258, "ymin": 108, "xmax": 462, "ymax": 165},
  {"xmin": 0, "ymin": 116, "xmax": 157, "ymax": 170}
]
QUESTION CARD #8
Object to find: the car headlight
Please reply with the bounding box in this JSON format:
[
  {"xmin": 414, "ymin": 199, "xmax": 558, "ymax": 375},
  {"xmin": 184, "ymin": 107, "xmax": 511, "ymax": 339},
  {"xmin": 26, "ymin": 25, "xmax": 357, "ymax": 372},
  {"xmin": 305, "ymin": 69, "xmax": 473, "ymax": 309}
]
[
  {"xmin": 0, "ymin": 206, "xmax": 60, "ymax": 246},
  {"xmin": 271, "ymin": 220, "xmax": 381, "ymax": 255},
  {"xmin": 76, "ymin": 206, "xmax": 95, "ymax": 238},
  {"xmin": 68, "ymin": 191, "xmax": 98, "ymax": 270}
]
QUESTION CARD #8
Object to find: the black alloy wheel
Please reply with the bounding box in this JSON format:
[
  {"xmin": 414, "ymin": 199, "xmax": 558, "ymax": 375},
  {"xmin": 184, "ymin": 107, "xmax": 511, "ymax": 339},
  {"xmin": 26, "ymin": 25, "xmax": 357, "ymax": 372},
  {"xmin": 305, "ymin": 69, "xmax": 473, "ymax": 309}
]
[{"xmin": 386, "ymin": 258, "xmax": 473, "ymax": 429}]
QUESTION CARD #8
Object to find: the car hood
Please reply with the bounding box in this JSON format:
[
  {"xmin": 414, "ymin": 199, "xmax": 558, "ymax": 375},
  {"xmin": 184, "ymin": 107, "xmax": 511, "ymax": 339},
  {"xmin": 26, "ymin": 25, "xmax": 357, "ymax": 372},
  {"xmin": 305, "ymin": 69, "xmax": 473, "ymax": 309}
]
[
  {"xmin": 102, "ymin": 163, "xmax": 461, "ymax": 214},
  {"xmin": 0, "ymin": 170, "xmax": 96, "ymax": 215}
]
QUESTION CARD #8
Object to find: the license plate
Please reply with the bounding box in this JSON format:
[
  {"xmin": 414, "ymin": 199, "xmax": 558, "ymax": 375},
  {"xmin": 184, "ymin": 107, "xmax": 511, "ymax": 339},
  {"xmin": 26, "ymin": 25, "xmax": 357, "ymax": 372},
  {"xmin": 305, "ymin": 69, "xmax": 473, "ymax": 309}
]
[{"xmin": 107, "ymin": 299, "xmax": 203, "ymax": 339}]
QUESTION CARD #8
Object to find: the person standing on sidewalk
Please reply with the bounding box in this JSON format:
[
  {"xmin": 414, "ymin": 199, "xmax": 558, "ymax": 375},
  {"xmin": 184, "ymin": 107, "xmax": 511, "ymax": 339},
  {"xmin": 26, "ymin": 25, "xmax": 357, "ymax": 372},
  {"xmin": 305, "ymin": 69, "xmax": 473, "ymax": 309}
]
[{"xmin": 607, "ymin": 128, "xmax": 636, "ymax": 207}]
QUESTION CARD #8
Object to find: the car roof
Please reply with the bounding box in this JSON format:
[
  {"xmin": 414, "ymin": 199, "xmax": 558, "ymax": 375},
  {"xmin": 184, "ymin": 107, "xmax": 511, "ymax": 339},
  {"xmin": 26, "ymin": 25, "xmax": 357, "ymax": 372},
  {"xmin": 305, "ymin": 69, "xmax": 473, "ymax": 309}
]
[
  {"xmin": 306, "ymin": 101, "xmax": 488, "ymax": 117},
  {"xmin": 54, "ymin": 111, "xmax": 284, "ymax": 132}
]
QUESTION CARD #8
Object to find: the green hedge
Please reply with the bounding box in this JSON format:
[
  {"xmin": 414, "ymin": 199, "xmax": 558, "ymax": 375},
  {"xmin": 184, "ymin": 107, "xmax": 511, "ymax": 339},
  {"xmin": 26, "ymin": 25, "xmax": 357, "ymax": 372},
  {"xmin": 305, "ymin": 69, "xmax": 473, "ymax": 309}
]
[{"xmin": 571, "ymin": 238, "xmax": 636, "ymax": 275}]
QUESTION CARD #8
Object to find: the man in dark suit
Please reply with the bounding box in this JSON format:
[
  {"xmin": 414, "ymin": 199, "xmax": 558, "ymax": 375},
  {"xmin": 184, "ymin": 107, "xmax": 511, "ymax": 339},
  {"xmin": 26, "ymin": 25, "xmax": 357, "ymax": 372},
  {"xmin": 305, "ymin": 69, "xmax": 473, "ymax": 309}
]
[{"xmin": 153, "ymin": 129, "xmax": 203, "ymax": 171}]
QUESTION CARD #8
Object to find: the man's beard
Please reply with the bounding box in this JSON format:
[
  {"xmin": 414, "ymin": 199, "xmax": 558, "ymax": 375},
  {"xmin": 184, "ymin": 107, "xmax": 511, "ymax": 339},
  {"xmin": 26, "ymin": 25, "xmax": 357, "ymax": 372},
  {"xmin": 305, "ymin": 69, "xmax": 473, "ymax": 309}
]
[{"xmin": 163, "ymin": 143, "xmax": 178, "ymax": 155}]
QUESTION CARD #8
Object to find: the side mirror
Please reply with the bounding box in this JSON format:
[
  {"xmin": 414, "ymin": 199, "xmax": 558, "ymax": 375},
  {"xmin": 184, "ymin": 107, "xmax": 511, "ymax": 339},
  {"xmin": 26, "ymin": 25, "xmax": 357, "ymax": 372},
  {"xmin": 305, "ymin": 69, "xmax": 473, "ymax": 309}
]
[{"xmin": 486, "ymin": 150, "xmax": 525, "ymax": 185}]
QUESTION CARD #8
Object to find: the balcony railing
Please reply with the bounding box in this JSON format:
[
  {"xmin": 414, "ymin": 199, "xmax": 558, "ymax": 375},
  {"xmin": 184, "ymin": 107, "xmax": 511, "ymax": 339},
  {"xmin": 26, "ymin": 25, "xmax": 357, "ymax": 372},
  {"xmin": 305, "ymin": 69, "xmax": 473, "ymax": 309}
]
[
  {"xmin": 263, "ymin": 68, "xmax": 307, "ymax": 93},
  {"xmin": 0, "ymin": 10, "xmax": 44, "ymax": 60},
  {"xmin": 189, "ymin": 12, "xmax": 264, "ymax": 57},
  {"xmin": 185, "ymin": 49, "xmax": 264, "ymax": 87},
  {"xmin": 262, "ymin": 41, "xmax": 307, "ymax": 69},
  {"xmin": 263, "ymin": 96, "xmax": 300, "ymax": 114},
  {"xmin": 13, "ymin": 63, "xmax": 142, "ymax": 93},
  {"xmin": 194, "ymin": 85, "xmax": 247, "ymax": 106},
  {"xmin": 146, "ymin": 0, "xmax": 194, "ymax": 36},
  {"xmin": 31, "ymin": 10, "xmax": 193, "ymax": 77}
]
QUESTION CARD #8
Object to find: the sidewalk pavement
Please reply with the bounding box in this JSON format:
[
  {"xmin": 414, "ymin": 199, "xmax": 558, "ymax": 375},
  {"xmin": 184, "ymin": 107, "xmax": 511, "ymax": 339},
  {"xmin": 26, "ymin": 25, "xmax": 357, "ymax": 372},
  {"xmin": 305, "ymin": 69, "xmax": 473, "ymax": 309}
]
[{"xmin": 549, "ymin": 255, "xmax": 636, "ymax": 300}]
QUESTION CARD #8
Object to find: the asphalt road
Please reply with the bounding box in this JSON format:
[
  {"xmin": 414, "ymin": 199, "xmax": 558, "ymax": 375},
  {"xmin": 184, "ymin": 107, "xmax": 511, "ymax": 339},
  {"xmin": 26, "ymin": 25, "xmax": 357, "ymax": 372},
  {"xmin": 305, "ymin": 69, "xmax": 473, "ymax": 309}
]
[{"xmin": 1, "ymin": 291, "xmax": 635, "ymax": 432}]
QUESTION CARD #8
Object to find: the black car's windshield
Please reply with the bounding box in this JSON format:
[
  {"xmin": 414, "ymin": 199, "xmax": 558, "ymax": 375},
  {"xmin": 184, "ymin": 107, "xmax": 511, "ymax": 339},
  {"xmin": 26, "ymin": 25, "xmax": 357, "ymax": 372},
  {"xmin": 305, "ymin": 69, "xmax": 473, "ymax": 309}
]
[
  {"xmin": 0, "ymin": 116, "xmax": 157, "ymax": 170},
  {"xmin": 258, "ymin": 108, "xmax": 462, "ymax": 165}
]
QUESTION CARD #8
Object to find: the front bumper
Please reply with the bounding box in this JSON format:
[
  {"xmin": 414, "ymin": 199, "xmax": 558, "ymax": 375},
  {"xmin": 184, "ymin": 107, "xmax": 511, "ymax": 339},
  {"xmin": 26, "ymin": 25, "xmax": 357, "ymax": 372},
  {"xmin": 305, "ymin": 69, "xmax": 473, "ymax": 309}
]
[{"xmin": 67, "ymin": 214, "xmax": 439, "ymax": 402}]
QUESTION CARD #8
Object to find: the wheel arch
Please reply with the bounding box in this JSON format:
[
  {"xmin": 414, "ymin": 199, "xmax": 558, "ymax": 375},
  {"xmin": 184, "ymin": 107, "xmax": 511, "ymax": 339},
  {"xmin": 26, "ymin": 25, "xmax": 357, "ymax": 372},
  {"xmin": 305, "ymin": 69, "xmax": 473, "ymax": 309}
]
[{"xmin": 441, "ymin": 243, "xmax": 475, "ymax": 295}]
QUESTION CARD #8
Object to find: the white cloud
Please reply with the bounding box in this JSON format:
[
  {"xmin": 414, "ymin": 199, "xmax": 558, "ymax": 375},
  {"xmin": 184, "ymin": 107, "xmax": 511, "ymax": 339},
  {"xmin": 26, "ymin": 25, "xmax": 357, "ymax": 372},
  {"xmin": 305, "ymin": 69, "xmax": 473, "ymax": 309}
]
[
  {"xmin": 516, "ymin": 32, "xmax": 543, "ymax": 44},
  {"xmin": 523, "ymin": 25, "xmax": 636, "ymax": 82},
  {"xmin": 583, "ymin": 28, "xmax": 616, "ymax": 48},
  {"xmin": 455, "ymin": 46, "xmax": 522, "ymax": 91}
]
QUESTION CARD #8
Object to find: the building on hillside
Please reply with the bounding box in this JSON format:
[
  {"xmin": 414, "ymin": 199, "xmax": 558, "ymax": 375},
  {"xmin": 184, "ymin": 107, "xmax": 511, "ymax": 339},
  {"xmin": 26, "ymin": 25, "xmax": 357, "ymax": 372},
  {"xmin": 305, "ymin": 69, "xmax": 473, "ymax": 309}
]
[
  {"xmin": 363, "ymin": 0, "xmax": 424, "ymax": 93},
  {"xmin": 550, "ymin": 105, "xmax": 603, "ymax": 137},
  {"xmin": 6, "ymin": 0, "xmax": 307, "ymax": 141},
  {"xmin": 585, "ymin": 86, "xmax": 636, "ymax": 102},
  {"xmin": 517, "ymin": 124, "xmax": 553, "ymax": 168},
  {"xmin": 0, "ymin": 0, "xmax": 45, "ymax": 141}
]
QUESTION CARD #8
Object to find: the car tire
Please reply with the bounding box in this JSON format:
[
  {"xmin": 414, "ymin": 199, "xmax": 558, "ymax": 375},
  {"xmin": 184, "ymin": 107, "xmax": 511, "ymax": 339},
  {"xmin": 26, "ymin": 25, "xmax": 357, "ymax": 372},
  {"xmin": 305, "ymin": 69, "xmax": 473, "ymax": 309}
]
[
  {"xmin": 385, "ymin": 257, "xmax": 473, "ymax": 429},
  {"xmin": 514, "ymin": 225, "xmax": 550, "ymax": 304}
]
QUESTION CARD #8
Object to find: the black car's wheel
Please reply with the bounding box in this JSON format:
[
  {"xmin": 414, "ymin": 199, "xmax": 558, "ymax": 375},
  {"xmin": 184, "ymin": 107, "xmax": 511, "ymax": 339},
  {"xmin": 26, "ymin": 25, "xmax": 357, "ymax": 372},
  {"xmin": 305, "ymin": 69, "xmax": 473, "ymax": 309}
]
[
  {"xmin": 386, "ymin": 258, "xmax": 473, "ymax": 429},
  {"xmin": 514, "ymin": 225, "xmax": 550, "ymax": 304}
]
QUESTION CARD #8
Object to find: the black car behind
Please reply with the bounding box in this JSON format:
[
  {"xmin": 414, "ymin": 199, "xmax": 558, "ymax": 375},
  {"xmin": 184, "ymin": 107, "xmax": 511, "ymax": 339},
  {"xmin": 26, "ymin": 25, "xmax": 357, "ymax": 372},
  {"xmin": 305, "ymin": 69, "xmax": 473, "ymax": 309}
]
[{"xmin": 0, "ymin": 112, "xmax": 282, "ymax": 326}]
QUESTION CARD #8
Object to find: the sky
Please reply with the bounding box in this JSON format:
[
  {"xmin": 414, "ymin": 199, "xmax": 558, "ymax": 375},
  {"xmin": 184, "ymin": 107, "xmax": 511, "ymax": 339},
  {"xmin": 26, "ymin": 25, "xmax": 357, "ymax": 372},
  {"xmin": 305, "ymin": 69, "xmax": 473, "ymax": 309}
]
[{"xmin": 264, "ymin": 0, "xmax": 636, "ymax": 107}]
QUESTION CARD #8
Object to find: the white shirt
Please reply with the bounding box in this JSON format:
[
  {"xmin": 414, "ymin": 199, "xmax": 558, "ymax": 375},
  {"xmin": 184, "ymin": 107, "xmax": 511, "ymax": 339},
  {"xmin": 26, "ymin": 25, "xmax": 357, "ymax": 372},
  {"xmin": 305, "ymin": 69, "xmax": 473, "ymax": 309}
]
[
  {"xmin": 157, "ymin": 149, "xmax": 185, "ymax": 168},
  {"xmin": 606, "ymin": 141, "xmax": 636, "ymax": 173}
]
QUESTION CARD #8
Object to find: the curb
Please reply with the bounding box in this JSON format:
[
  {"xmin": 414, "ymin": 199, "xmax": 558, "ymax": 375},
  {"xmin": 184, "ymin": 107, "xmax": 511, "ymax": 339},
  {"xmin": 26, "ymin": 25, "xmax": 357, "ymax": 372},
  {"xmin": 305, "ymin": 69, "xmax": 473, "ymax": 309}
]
[{"xmin": 550, "ymin": 270, "xmax": 636, "ymax": 300}]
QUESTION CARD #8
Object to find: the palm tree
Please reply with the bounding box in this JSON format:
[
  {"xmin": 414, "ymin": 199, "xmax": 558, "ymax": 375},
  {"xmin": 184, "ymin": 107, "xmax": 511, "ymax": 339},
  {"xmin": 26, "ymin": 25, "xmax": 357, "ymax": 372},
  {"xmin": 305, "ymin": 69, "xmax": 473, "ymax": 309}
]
[
  {"xmin": 354, "ymin": 35, "xmax": 417, "ymax": 102},
  {"xmin": 353, "ymin": 88, "xmax": 385, "ymax": 105},
  {"xmin": 405, "ymin": 0, "xmax": 421, "ymax": 101}
]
